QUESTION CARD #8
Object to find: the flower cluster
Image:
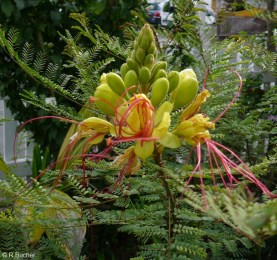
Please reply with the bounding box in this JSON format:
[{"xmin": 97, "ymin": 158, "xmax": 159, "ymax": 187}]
[{"xmin": 70, "ymin": 24, "xmax": 275, "ymax": 198}]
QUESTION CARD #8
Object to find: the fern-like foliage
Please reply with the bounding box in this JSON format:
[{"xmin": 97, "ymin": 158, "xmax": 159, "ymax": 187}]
[
  {"xmin": 0, "ymin": 171, "xmax": 86, "ymax": 259},
  {"xmin": 184, "ymin": 189, "xmax": 277, "ymax": 245},
  {"xmin": 0, "ymin": 13, "xmax": 132, "ymax": 120},
  {"xmin": 45, "ymin": 158, "xmax": 254, "ymax": 259}
]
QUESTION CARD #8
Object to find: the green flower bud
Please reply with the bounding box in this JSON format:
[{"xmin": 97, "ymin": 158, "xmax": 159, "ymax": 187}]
[
  {"xmin": 150, "ymin": 78, "xmax": 169, "ymax": 107},
  {"xmin": 143, "ymin": 24, "xmax": 155, "ymax": 45},
  {"xmin": 170, "ymin": 77, "xmax": 199, "ymax": 109},
  {"xmin": 168, "ymin": 71, "xmax": 179, "ymax": 93},
  {"xmin": 106, "ymin": 72, "xmax": 126, "ymax": 96},
  {"xmin": 135, "ymin": 47, "xmax": 146, "ymax": 65},
  {"xmin": 140, "ymin": 35, "xmax": 149, "ymax": 50},
  {"xmin": 127, "ymin": 58, "xmax": 139, "ymax": 75},
  {"xmin": 144, "ymin": 54, "xmax": 155, "ymax": 69},
  {"xmin": 124, "ymin": 70, "xmax": 138, "ymax": 95},
  {"xmin": 154, "ymin": 69, "xmax": 167, "ymax": 81},
  {"xmin": 133, "ymin": 39, "xmax": 139, "ymax": 50},
  {"xmin": 148, "ymin": 42, "xmax": 156, "ymax": 54},
  {"xmin": 139, "ymin": 66, "xmax": 151, "ymax": 84},
  {"xmin": 120, "ymin": 63, "xmax": 129, "ymax": 79},
  {"xmin": 100, "ymin": 73, "xmax": 107, "ymax": 84},
  {"xmin": 94, "ymin": 84, "xmax": 122, "ymax": 116},
  {"xmin": 151, "ymin": 61, "xmax": 167, "ymax": 79}
]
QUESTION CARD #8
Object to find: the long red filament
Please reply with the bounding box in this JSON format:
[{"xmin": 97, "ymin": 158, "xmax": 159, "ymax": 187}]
[
  {"xmin": 205, "ymin": 138, "xmax": 276, "ymax": 198},
  {"xmin": 114, "ymin": 95, "xmax": 154, "ymax": 140},
  {"xmin": 212, "ymin": 70, "xmax": 243, "ymax": 123},
  {"xmin": 13, "ymin": 115, "xmax": 80, "ymax": 165}
]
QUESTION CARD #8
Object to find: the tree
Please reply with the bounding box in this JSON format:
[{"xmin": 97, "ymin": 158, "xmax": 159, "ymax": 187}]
[{"xmin": 0, "ymin": 0, "xmax": 147, "ymax": 157}]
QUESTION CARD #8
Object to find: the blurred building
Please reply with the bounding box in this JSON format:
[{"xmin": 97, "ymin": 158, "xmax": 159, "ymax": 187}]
[
  {"xmin": 211, "ymin": 0, "xmax": 276, "ymax": 37},
  {"xmin": 0, "ymin": 99, "xmax": 33, "ymax": 178}
]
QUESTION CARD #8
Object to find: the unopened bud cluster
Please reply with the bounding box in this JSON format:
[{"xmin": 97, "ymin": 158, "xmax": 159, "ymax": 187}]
[
  {"xmin": 94, "ymin": 24, "xmax": 199, "ymax": 116},
  {"xmin": 74, "ymin": 24, "xmax": 214, "ymax": 163}
]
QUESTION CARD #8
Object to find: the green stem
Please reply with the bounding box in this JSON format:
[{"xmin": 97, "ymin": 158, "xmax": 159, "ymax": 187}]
[{"xmin": 153, "ymin": 144, "xmax": 176, "ymax": 257}]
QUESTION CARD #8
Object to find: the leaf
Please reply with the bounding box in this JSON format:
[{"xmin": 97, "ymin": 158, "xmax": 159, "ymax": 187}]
[
  {"xmin": 0, "ymin": 157, "xmax": 10, "ymax": 175},
  {"xmin": 1, "ymin": 0, "xmax": 14, "ymax": 17},
  {"xmin": 14, "ymin": 0, "xmax": 25, "ymax": 10},
  {"xmin": 32, "ymin": 144, "xmax": 42, "ymax": 178},
  {"xmin": 46, "ymin": 190, "xmax": 86, "ymax": 259},
  {"xmin": 73, "ymin": 196, "xmax": 100, "ymax": 204},
  {"xmin": 41, "ymin": 147, "xmax": 50, "ymax": 170}
]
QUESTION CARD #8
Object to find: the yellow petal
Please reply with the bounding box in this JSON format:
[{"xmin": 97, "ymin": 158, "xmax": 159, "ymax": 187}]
[
  {"xmin": 134, "ymin": 141, "xmax": 154, "ymax": 160},
  {"xmin": 177, "ymin": 120, "xmax": 194, "ymax": 129},
  {"xmin": 178, "ymin": 126, "xmax": 196, "ymax": 137},
  {"xmin": 90, "ymin": 134, "xmax": 105, "ymax": 145},
  {"xmin": 80, "ymin": 117, "xmax": 113, "ymax": 133},
  {"xmin": 152, "ymin": 112, "xmax": 170, "ymax": 138},
  {"xmin": 112, "ymin": 146, "xmax": 141, "ymax": 176},
  {"xmin": 159, "ymin": 132, "xmax": 181, "ymax": 148},
  {"xmin": 126, "ymin": 108, "xmax": 142, "ymax": 133},
  {"xmin": 154, "ymin": 101, "xmax": 173, "ymax": 126},
  {"xmin": 179, "ymin": 89, "xmax": 210, "ymax": 121}
]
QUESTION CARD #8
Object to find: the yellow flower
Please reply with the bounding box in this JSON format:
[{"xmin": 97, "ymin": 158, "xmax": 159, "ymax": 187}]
[
  {"xmin": 115, "ymin": 94, "xmax": 180, "ymax": 160},
  {"xmin": 70, "ymin": 117, "xmax": 113, "ymax": 145},
  {"xmin": 174, "ymin": 114, "xmax": 215, "ymax": 145},
  {"xmin": 72, "ymin": 94, "xmax": 180, "ymax": 160},
  {"xmin": 171, "ymin": 89, "xmax": 214, "ymax": 145}
]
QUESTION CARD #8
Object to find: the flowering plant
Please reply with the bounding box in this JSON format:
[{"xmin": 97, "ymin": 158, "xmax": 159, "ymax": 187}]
[
  {"xmin": 62, "ymin": 24, "xmax": 275, "ymax": 204},
  {"xmin": 1, "ymin": 15, "xmax": 276, "ymax": 257}
]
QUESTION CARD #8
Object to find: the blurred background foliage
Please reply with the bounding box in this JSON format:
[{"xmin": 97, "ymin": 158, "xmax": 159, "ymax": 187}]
[{"xmin": 0, "ymin": 0, "xmax": 147, "ymax": 158}]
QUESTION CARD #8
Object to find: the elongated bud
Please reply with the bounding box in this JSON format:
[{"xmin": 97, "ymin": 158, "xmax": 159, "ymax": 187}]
[
  {"xmin": 136, "ymin": 47, "xmax": 146, "ymax": 65},
  {"xmin": 120, "ymin": 63, "xmax": 129, "ymax": 79},
  {"xmin": 144, "ymin": 54, "xmax": 155, "ymax": 69},
  {"xmin": 124, "ymin": 70, "xmax": 138, "ymax": 95},
  {"xmin": 140, "ymin": 35, "xmax": 149, "ymax": 50},
  {"xmin": 143, "ymin": 24, "xmax": 155, "ymax": 45},
  {"xmin": 134, "ymin": 24, "xmax": 157, "ymax": 69},
  {"xmin": 170, "ymin": 77, "xmax": 199, "ymax": 109},
  {"xmin": 150, "ymin": 78, "xmax": 169, "ymax": 107},
  {"xmin": 139, "ymin": 66, "xmax": 151, "ymax": 84},
  {"xmin": 94, "ymin": 84, "xmax": 122, "ymax": 116},
  {"xmin": 127, "ymin": 58, "xmax": 139, "ymax": 75},
  {"xmin": 154, "ymin": 69, "xmax": 167, "ymax": 81},
  {"xmin": 179, "ymin": 68, "xmax": 197, "ymax": 81},
  {"xmin": 133, "ymin": 39, "xmax": 139, "ymax": 50},
  {"xmin": 106, "ymin": 72, "xmax": 126, "ymax": 96},
  {"xmin": 151, "ymin": 61, "xmax": 167, "ymax": 79},
  {"xmin": 168, "ymin": 71, "xmax": 179, "ymax": 93},
  {"xmin": 148, "ymin": 42, "xmax": 156, "ymax": 54}
]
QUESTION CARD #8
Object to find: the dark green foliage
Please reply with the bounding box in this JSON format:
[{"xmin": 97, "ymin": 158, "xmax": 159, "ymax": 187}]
[
  {"xmin": 0, "ymin": 0, "xmax": 146, "ymax": 157},
  {"xmin": 32, "ymin": 144, "xmax": 51, "ymax": 178},
  {"xmin": 39, "ymin": 159, "xmax": 252, "ymax": 259}
]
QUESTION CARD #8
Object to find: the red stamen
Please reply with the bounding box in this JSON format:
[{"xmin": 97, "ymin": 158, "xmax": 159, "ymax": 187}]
[
  {"xmin": 212, "ymin": 70, "xmax": 243, "ymax": 123},
  {"xmin": 205, "ymin": 138, "xmax": 276, "ymax": 198},
  {"xmin": 111, "ymin": 136, "xmax": 159, "ymax": 144},
  {"xmin": 202, "ymin": 68, "xmax": 209, "ymax": 90},
  {"xmin": 14, "ymin": 116, "xmax": 80, "ymax": 165},
  {"xmin": 184, "ymin": 143, "xmax": 208, "ymax": 208},
  {"xmin": 114, "ymin": 96, "xmax": 154, "ymax": 139}
]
